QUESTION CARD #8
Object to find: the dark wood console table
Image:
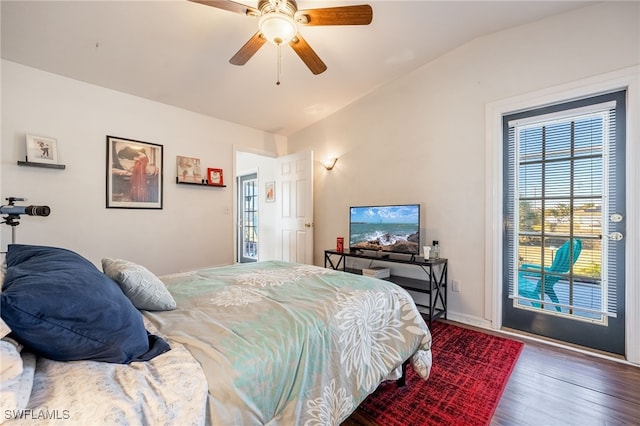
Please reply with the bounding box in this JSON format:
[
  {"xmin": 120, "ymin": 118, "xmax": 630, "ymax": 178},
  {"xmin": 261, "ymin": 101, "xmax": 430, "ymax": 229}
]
[{"xmin": 324, "ymin": 249, "xmax": 447, "ymax": 325}]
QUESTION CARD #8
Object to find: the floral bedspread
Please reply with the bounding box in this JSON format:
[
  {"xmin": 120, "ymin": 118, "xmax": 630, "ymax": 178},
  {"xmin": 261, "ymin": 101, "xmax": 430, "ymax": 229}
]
[{"xmin": 145, "ymin": 261, "xmax": 432, "ymax": 425}]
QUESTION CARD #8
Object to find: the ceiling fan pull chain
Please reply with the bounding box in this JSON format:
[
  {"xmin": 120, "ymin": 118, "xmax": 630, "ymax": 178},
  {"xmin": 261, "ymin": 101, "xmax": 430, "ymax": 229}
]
[{"xmin": 276, "ymin": 44, "xmax": 282, "ymax": 86}]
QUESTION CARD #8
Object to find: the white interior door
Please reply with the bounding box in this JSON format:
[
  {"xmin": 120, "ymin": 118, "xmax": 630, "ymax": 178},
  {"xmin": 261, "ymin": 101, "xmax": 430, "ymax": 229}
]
[{"xmin": 276, "ymin": 150, "xmax": 314, "ymax": 264}]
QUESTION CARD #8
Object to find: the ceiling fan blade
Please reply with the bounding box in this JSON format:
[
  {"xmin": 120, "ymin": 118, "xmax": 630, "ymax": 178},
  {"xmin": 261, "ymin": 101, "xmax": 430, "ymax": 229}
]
[
  {"xmin": 295, "ymin": 5, "xmax": 372, "ymax": 26},
  {"xmin": 229, "ymin": 31, "xmax": 267, "ymax": 65},
  {"xmin": 189, "ymin": 0, "xmax": 260, "ymax": 17},
  {"xmin": 289, "ymin": 33, "xmax": 327, "ymax": 75}
]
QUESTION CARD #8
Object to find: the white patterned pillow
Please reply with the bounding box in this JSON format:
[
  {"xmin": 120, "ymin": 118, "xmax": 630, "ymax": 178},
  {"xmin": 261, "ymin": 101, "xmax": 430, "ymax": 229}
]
[
  {"xmin": 102, "ymin": 258, "xmax": 176, "ymax": 311},
  {"xmin": 0, "ymin": 337, "xmax": 35, "ymax": 424},
  {"xmin": 0, "ymin": 335, "xmax": 22, "ymax": 384}
]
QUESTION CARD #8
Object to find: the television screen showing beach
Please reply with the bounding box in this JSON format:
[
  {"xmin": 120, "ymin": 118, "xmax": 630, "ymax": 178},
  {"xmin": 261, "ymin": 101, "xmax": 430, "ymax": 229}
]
[{"xmin": 349, "ymin": 205, "xmax": 420, "ymax": 254}]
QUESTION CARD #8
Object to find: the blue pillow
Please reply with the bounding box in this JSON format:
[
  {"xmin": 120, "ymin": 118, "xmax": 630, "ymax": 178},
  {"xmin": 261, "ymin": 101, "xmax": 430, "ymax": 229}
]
[{"xmin": 0, "ymin": 244, "xmax": 170, "ymax": 364}]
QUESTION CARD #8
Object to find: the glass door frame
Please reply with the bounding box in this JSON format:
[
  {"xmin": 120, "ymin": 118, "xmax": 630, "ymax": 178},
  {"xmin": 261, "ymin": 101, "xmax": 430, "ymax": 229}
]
[
  {"xmin": 484, "ymin": 67, "xmax": 640, "ymax": 363},
  {"xmin": 500, "ymin": 90, "xmax": 626, "ymax": 355},
  {"xmin": 237, "ymin": 172, "xmax": 258, "ymax": 263}
]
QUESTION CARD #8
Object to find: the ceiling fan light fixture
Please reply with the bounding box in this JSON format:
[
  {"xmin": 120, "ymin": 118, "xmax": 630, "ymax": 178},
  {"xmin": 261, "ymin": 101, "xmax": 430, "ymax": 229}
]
[
  {"xmin": 259, "ymin": 13, "xmax": 297, "ymax": 45},
  {"xmin": 192, "ymin": 0, "xmax": 372, "ymax": 75}
]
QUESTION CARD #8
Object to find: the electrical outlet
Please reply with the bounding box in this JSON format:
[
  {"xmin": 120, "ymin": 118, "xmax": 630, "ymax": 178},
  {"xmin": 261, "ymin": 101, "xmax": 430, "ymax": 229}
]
[{"xmin": 452, "ymin": 280, "xmax": 460, "ymax": 292}]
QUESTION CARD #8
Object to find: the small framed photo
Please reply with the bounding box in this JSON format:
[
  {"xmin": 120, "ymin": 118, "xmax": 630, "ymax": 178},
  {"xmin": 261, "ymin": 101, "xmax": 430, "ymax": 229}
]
[
  {"xmin": 177, "ymin": 156, "xmax": 202, "ymax": 183},
  {"xmin": 265, "ymin": 181, "xmax": 275, "ymax": 203},
  {"xmin": 106, "ymin": 135, "xmax": 163, "ymax": 209},
  {"xmin": 26, "ymin": 134, "xmax": 59, "ymax": 165},
  {"xmin": 207, "ymin": 168, "xmax": 224, "ymax": 186}
]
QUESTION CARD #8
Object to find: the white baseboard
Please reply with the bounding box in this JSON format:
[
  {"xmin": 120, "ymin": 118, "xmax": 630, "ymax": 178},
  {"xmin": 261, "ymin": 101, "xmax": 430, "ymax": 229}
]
[{"xmin": 442, "ymin": 312, "xmax": 493, "ymax": 329}]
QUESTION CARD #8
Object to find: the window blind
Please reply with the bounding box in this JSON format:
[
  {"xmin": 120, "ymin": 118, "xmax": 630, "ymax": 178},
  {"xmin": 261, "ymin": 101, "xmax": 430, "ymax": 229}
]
[{"xmin": 504, "ymin": 94, "xmax": 623, "ymax": 318}]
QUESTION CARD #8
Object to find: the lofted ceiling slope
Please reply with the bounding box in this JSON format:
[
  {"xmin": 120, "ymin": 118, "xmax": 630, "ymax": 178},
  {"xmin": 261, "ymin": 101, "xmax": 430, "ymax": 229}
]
[{"xmin": 1, "ymin": 1, "xmax": 594, "ymax": 136}]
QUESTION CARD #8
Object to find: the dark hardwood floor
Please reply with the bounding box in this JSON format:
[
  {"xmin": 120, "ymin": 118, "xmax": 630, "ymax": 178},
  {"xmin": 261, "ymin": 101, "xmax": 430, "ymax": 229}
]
[{"xmin": 491, "ymin": 327, "xmax": 640, "ymax": 425}]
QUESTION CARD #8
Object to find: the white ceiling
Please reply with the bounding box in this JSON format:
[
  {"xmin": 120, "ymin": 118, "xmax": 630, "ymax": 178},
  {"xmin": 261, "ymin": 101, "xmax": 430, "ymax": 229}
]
[{"xmin": 1, "ymin": 0, "xmax": 594, "ymax": 136}]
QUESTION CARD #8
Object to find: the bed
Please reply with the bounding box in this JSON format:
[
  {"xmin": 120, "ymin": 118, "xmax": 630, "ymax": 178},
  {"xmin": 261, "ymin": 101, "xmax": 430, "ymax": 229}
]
[{"xmin": 0, "ymin": 244, "xmax": 432, "ymax": 425}]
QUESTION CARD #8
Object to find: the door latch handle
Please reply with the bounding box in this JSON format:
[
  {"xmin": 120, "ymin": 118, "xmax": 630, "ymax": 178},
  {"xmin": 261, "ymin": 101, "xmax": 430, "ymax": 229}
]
[
  {"xmin": 605, "ymin": 232, "xmax": 624, "ymax": 241},
  {"xmin": 305, "ymin": 223, "xmax": 313, "ymax": 228}
]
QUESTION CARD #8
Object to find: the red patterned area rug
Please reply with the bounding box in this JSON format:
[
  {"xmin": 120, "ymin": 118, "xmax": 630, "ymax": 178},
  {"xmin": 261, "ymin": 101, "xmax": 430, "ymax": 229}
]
[{"xmin": 345, "ymin": 321, "xmax": 524, "ymax": 426}]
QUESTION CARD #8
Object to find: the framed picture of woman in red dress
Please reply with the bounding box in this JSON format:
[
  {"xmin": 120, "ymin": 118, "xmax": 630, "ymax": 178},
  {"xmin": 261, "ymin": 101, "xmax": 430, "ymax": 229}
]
[{"xmin": 106, "ymin": 135, "xmax": 163, "ymax": 209}]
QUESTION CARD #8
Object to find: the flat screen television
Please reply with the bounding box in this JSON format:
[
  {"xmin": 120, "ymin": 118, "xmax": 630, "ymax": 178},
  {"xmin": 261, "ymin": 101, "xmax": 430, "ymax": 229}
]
[{"xmin": 349, "ymin": 204, "xmax": 420, "ymax": 255}]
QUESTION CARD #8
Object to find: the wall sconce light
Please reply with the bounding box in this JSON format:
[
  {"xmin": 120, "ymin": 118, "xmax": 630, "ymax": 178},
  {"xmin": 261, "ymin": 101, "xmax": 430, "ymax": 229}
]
[{"xmin": 322, "ymin": 157, "xmax": 338, "ymax": 170}]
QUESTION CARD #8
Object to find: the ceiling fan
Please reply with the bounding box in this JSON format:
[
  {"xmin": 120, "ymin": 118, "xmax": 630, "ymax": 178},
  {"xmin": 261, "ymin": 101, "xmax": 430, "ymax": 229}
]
[{"xmin": 190, "ymin": 0, "xmax": 373, "ymax": 75}]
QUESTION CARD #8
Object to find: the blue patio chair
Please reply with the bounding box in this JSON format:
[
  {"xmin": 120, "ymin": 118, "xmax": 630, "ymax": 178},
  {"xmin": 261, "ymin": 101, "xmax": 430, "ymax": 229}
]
[{"xmin": 518, "ymin": 238, "xmax": 582, "ymax": 311}]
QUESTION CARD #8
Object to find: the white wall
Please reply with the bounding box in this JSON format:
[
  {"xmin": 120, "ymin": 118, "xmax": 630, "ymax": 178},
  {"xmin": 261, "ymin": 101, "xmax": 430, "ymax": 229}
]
[
  {"xmin": 1, "ymin": 60, "xmax": 284, "ymax": 275},
  {"xmin": 288, "ymin": 2, "xmax": 640, "ymax": 324}
]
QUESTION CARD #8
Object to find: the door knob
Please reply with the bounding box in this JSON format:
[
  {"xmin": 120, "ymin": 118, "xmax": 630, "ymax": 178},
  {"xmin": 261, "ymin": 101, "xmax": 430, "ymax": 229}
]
[{"xmin": 305, "ymin": 223, "xmax": 313, "ymax": 228}]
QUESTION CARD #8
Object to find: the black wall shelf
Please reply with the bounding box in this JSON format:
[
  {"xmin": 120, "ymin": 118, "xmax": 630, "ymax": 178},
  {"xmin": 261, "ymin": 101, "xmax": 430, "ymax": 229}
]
[
  {"xmin": 17, "ymin": 160, "xmax": 66, "ymax": 170},
  {"xmin": 175, "ymin": 177, "xmax": 226, "ymax": 187}
]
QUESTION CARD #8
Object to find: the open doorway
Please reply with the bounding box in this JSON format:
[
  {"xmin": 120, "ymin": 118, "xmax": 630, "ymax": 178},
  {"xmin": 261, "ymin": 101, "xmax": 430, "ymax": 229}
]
[
  {"xmin": 235, "ymin": 150, "xmax": 277, "ymax": 262},
  {"xmin": 234, "ymin": 149, "xmax": 315, "ymax": 264}
]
